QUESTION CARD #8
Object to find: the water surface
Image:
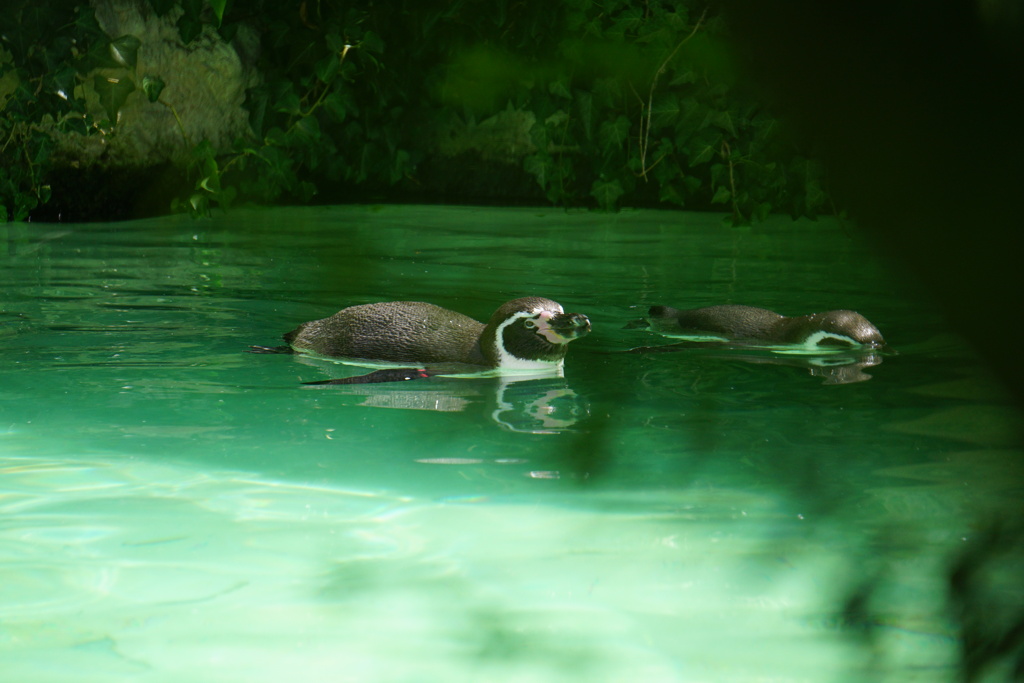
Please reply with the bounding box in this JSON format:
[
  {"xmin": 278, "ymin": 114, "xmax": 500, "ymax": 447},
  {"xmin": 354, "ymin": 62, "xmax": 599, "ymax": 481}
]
[{"xmin": 2, "ymin": 206, "xmax": 1021, "ymax": 681}]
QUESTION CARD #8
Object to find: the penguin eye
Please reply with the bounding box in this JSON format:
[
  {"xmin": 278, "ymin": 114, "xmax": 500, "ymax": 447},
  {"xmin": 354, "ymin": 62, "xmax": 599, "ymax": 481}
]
[{"xmin": 524, "ymin": 319, "xmax": 538, "ymax": 330}]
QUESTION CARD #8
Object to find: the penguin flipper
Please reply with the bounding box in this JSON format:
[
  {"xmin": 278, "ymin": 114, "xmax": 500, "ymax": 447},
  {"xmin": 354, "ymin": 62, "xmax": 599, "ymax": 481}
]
[
  {"xmin": 248, "ymin": 345, "xmax": 294, "ymax": 354},
  {"xmin": 304, "ymin": 368, "xmax": 432, "ymax": 385}
]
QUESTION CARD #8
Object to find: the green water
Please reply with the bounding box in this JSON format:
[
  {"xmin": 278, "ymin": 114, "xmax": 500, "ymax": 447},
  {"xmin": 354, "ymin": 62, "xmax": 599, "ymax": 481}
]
[{"xmin": 2, "ymin": 206, "xmax": 1021, "ymax": 682}]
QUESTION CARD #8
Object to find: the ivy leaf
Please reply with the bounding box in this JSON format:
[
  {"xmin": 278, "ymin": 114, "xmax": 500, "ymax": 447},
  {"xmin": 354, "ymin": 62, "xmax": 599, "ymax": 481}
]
[
  {"xmin": 574, "ymin": 90, "xmax": 593, "ymax": 142},
  {"xmin": 110, "ymin": 35, "xmax": 141, "ymax": 70},
  {"xmin": 323, "ymin": 91, "xmax": 350, "ymax": 123},
  {"xmin": 689, "ymin": 144, "xmax": 716, "ymax": 165},
  {"xmin": 523, "ymin": 154, "xmax": 548, "ymax": 190},
  {"xmin": 148, "ymin": 0, "xmax": 177, "ymax": 16},
  {"xmin": 315, "ymin": 53, "xmax": 340, "ymax": 84},
  {"xmin": 44, "ymin": 65, "xmax": 77, "ymax": 102},
  {"xmin": 188, "ymin": 192, "xmax": 210, "ymax": 217},
  {"xmin": 176, "ymin": 14, "xmax": 202, "ymax": 44},
  {"xmin": 142, "ymin": 75, "xmax": 165, "ymax": 103},
  {"xmin": 244, "ymin": 83, "xmax": 270, "ymax": 133},
  {"xmin": 218, "ymin": 21, "xmax": 239, "ymax": 42},
  {"xmin": 181, "ymin": 0, "xmax": 204, "ymax": 19},
  {"xmin": 658, "ymin": 183, "xmax": 685, "ymax": 207},
  {"xmin": 545, "ymin": 109, "xmax": 568, "ymax": 127},
  {"xmin": 72, "ymin": 5, "xmax": 104, "ymax": 35},
  {"xmin": 390, "ymin": 149, "xmax": 411, "ymax": 183},
  {"xmin": 650, "ymin": 92, "xmax": 681, "ymax": 129},
  {"xmin": 288, "ymin": 115, "xmax": 321, "ymax": 145},
  {"xmin": 711, "ymin": 110, "xmax": 737, "ymax": 136},
  {"xmin": 61, "ymin": 114, "xmax": 90, "ymax": 137},
  {"xmin": 93, "ymin": 76, "xmax": 136, "ymax": 123},
  {"xmin": 360, "ymin": 30, "xmax": 385, "ymax": 55},
  {"xmin": 753, "ymin": 202, "xmax": 772, "ymax": 222},
  {"xmin": 209, "ymin": 0, "xmax": 229, "ymax": 26},
  {"xmin": 590, "ymin": 179, "xmax": 624, "ymax": 211},
  {"xmin": 272, "ymin": 82, "xmax": 302, "ymax": 115},
  {"xmin": 326, "ymin": 33, "xmax": 349, "ymax": 53},
  {"xmin": 598, "ymin": 115, "xmax": 630, "ymax": 156},
  {"xmin": 199, "ymin": 172, "xmax": 221, "ymax": 194},
  {"xmin": 548, "ymin": 78, "xmax": 571, "ymax": 100}
]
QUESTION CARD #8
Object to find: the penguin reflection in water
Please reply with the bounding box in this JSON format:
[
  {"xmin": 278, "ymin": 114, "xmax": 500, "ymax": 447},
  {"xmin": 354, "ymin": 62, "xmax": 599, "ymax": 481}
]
[
  {"xmin": 250, "ymin": 297, "xmax": 591, "ymax": 385},
  {"xmin": 628, "ymin": 304, "xmax": 888, "ymax": 384}
]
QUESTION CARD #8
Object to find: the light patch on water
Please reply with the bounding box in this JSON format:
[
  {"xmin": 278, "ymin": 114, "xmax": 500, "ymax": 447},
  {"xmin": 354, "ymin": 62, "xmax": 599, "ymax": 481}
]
[{"xmin": 0, "ymin": 452, "xmax": 958, "ymax": 682}]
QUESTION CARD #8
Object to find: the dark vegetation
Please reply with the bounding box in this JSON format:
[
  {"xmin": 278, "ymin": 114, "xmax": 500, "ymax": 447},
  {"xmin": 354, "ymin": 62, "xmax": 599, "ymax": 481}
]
[
  {"xmin": 723, "ymin": 3, "xmax": 1024, "ymax": 679},
  {"xmin": 2, "ymin": 0, "xmax": 829, "ymax": 223}
]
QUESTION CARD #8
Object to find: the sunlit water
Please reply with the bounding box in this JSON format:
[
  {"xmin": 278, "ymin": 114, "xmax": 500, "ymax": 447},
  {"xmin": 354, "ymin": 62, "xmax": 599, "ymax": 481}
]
[{"xmin": 2, "ymin": 206, "xmax": 1021, "ymax": 682}]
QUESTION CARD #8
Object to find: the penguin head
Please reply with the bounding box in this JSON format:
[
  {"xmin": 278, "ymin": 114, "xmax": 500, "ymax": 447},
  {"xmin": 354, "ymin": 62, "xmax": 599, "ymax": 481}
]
[
  {"xmin": 481, "ymin": 297, "xmax": 591, "ymax": 370},
  {"xmin": 797, "ymin": 310, "xmax": 886, "ymax": 348}
]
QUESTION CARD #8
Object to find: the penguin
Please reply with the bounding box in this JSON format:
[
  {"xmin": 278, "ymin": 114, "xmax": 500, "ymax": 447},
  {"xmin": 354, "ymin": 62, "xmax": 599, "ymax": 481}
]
[
  {"xmin": 250, "ymin": 297, "xmax": 591, "ymax": 383},
  {"xmin": 638, "ymin": 304, "xmax": 885, "ymax": 349}
]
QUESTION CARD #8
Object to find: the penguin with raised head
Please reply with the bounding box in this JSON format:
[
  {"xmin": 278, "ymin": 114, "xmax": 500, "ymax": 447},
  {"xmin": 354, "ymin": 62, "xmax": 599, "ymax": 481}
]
[
  {"xmin": 251, "ymin": 297, "xmax": 591, "ymax": 383},
  {"xmin": 639, "ymin": 304, "xmax": 885, "ymax": 349}
]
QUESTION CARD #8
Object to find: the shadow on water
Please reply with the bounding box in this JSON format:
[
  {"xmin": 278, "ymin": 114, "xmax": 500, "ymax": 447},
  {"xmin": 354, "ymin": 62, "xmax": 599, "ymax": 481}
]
[{"xmin": 719, "ymin": 2, "xmax": 1024, "ymax": 678}]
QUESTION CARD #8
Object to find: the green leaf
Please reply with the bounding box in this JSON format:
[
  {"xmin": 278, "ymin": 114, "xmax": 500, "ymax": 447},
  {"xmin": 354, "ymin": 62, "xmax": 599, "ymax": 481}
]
[
  {"xmin": 93, "ymin": 76, "xmax": 136, "ymax": 123},
  {"xmin": 209, "ymin": 0, "xmax": 229, "ymax": 26},
  {"xmin": 148, "ymin": 0, "xmax": 177, "ymax": 16},
  {"xmin": 390, "ymin": 149, "xmax": 411, "ymax": 183},
  {"xmin": 181, "ymin": 0, "xmax": 203, "ymax": 18},
  {"xmin": 272, "ymin": 82, "xmax": 302, "ymax": 115},
  {"xmin": 323, "ymin": 91, "xmax": 350, "ymax": 123},
  {"xmin": 689, "ymin": 144, "xmax": 716, "ymax": 166},
  {"xmin": 326, "ymin": 33, "xmax": 349, "ymax": 54},
  {"xmin": 650, "ymin": 92, "xmax": 681, "ymax": 129},
  {"xmin": 73, "ymin": 5, "xmax": 104, "ymax": 35},
  {"xmin": 753, "ymin": 202, "xmax": 772, "ymax": 223},
  {"xmin": 110, "ymin": 35, "xmax": 142, "ymax": 69},
  {"xmin": 188, "ymin": 192, "xmax": 210, "ymax": 217},
  {"xmin": 590, "ymin": 179, "xmax": 624, "ymax": 211},
  {"xmin": 295, "ymin": 181, "xmax": 317, "ymax": 202},
  {"xmin": 711, "ymin": 185, "xmax": 731, "ymax": 204},
  {"xmin": 360, "ymin": 30, "xmax": 385, "ymax": 55},
  {"xmin": 142, "ymin": 76, "xmax": 165, "ymax": 103},
  {"xmin": 710, "ymin": 162, "xmax": 728, "ymax": 186},
  {"xmin": 315, "ymin": 53, "xmax": 340, "ymax": 84},
  {"xmin": 523, "ymin": 154, "xmax": 548, "ymax": 190},
  {"xmin": 176, "ymin": 15, "xmax": 202, "ymax": 44},
  {"xmin": 218, "ymin": 21, "xmax": 239, "ymax": 42},
  {"xmin": 548, "ymin": 79, "xmax": 571, "ymax": 100},
  {"xmin": 288, "ymin": 115, "xmax": 321, "ymax": 145},
  {"xmin": 199, "ymin": 173, "xmax": 221, "ymax": 194},
  {"xmin": 244, "ymin": 83, "xmax": 270, "ymax": 133},
  {"xmin": 544, "ymin": 109, "xmax": 568, "ymax": 128},
  {"xmin": 44, "ymin": 65, "xmax": 77, "ymax": 100},
  {"xmin": 711, "ymin": 110, "xmax": 737, "ymax": 136},
  {"xmin": 598, "ymin": 115, "xmax": 630, "ymax": 156},
  {"xmin": 574, "ymin": 90, "xmax": 593, "ymax": 142}
]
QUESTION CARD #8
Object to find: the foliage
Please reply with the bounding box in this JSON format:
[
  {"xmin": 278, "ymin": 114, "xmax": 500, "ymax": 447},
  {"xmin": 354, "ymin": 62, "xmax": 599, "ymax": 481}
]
[
  {"xmin": 0, "ymin": 2, "xmax": 108, "ymax": 221},
  {"xmin": 0, "ymin": 2, "xmax": 173, "ymax": 221},
  {"xmin": 2, "ymin": 0, "xmax": 832, "ymax": 223},
  {"xmin": 160, "ymin": 0, "xmax": 407, "ymax": 217},
  {"xmin": 506, "ymin": 0, "xmax": 831, "ymax": 222}
]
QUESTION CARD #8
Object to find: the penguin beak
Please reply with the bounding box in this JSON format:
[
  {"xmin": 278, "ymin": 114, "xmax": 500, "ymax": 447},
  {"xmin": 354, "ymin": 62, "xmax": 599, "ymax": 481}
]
[{"xmin": 547, "ymin": 312, "xmax": 591, "ymax": 340}]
